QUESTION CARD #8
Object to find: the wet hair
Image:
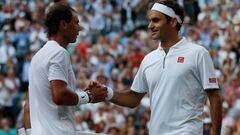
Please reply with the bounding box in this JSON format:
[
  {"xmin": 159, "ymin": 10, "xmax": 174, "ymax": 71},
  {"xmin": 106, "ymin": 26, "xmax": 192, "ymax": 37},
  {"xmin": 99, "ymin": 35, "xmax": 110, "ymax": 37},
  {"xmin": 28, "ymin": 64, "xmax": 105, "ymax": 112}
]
[
  {"xmin": 156, "ymin": 0, "xmax": 184, "ymax": 31},
  {"xmin": 44, "ymin": 3, "xmax": 75, "ymax": 36}
]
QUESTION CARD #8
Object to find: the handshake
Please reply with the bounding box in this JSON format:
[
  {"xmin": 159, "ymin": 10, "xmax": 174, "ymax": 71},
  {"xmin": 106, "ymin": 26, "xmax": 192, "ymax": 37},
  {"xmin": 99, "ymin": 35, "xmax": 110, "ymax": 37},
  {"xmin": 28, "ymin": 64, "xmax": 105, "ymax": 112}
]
[{"xmin": 76, "ymin": 81, "xmax": 113, "ymax": 105}]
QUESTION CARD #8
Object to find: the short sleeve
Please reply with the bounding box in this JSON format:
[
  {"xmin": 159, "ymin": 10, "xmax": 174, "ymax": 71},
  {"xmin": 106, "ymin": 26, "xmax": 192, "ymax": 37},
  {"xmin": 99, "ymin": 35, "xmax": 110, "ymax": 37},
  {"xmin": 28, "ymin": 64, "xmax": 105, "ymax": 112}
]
[
  {"xmin": 48, "ymin": 50, "xmax": 70, "ymax": 83},
  {"xmin": 131, "ymin": 60, "xmax": 148, "ymax": 93},
  {"xmin": 197, "ymin": 50, "xmax": 219, "ymax": 90}
]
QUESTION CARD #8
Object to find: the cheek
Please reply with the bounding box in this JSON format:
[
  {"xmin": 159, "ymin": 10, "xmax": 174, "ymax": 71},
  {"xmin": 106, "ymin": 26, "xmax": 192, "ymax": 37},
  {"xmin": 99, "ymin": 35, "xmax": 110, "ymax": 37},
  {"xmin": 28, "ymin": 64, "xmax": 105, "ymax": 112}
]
[
  {"xmin": 156, "ymin": 26, "xmax": 163, "ymax": 34},
  {"xmin": 73, "ymin": 25, "xmax": 77, "ymax": 30},
  {"xmin": 159, "ymin": 24, "xmax": 167, "ymax": 32},
  {"xmin": 155, "ymin": 24, "xmax": 163, "ymax": 31},
  {"xmin": 74, "ymin": 25, "xmax": 80, "ymax": 33}
]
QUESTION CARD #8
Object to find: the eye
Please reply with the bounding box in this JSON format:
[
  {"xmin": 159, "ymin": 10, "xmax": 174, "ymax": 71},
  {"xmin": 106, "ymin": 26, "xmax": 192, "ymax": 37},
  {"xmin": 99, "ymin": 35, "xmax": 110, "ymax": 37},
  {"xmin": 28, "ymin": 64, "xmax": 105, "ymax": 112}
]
[{"xmin": 152, "ymin": 18, "xmax": 160, "ymax": 23}]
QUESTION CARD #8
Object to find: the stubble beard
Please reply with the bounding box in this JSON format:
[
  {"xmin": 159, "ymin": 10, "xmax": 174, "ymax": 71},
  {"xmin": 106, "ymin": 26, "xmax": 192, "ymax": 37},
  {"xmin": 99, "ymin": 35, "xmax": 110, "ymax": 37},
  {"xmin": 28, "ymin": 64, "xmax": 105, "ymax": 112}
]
[{"xmin": 151, "ymin": 33, "xmax": 162, "ymax": 41}]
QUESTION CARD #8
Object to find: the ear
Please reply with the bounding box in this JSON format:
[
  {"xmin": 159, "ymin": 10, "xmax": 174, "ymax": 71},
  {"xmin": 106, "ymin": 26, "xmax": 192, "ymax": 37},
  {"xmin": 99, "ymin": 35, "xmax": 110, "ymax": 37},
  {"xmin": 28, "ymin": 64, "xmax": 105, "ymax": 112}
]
[
  {"xmin": 170, "ymin": 18, "xmax": 178, "ymax": 28},
  {"xmin": 59, "ymin": 20, "xmax": 67, "ymax": 30}
]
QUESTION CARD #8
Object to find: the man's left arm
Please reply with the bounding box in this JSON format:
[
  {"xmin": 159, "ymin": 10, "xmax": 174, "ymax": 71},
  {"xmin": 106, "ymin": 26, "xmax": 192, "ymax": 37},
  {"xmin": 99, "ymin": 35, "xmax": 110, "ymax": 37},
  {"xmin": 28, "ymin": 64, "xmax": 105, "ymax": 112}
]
[
  {"xmin": 206, "ymin": 89, "xmax": 222, "ymax": 135},
  {"xmin": 24, "ymin": 92, "xmax": 31, "ymax": 129}
]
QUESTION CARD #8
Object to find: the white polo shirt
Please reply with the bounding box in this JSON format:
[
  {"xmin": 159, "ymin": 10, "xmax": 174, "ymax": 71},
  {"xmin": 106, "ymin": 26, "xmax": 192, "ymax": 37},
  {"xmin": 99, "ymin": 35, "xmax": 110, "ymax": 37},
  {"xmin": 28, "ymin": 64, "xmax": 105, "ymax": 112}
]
[
  {"xmin": 131, "ymin": 37, "xmax": 219, "ymax": 135},
  {"xmin": 29, "ymin": 41, "xmax": 77, "ymax": 135}
]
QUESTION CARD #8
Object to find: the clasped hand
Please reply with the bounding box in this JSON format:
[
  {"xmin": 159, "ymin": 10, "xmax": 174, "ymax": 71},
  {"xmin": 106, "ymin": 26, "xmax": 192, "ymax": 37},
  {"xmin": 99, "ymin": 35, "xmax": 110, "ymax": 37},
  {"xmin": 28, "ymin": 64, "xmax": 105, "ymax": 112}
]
[{"xmin": 85, "ymin": 81, "xmax": 108, "ymax": 103}]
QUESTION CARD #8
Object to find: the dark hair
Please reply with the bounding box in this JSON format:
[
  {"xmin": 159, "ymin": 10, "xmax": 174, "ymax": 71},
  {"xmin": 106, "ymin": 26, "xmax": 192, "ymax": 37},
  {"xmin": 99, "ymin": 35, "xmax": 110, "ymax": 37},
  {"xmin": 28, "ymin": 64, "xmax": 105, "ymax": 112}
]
[
  {"xmin": 44, "ymin": 3, "xmax": 75, "ymax": 36},
  {"xmin": 156, "ymin": 0, "xmax": 184, "ymax": 31}
]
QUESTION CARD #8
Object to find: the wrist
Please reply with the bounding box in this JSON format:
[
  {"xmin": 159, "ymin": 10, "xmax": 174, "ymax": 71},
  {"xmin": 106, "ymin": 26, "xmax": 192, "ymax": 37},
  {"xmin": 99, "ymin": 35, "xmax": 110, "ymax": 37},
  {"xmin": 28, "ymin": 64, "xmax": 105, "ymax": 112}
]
[
  {"xmin": 76, "ymin": 91, "xmax": 89, "ymax": 105},
  {"xmin": 105, "ymin": 86, "xmax": 114, "ymax": 101},
  {"xmin": 86, "ymin": 91, "xmax": 93, "ymax": 103},
  {"xmin": 17, "ymin": 128, "xmax": 26, "ymax": 135},
  {"xmin": 26, "ymin": 128, "xmax": 31, "ymax": 135}
]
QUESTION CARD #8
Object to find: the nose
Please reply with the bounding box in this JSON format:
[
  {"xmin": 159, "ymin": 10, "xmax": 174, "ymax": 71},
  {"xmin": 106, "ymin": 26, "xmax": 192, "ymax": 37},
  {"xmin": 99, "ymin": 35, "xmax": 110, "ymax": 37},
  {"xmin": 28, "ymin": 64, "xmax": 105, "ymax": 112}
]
[
  {"xmin": 78, "ymin": 24, "xmax": 83, "ymax": 32},
  {"xmin": 148, "ymin": 21, "xmax": 153, "ymax": 30}
]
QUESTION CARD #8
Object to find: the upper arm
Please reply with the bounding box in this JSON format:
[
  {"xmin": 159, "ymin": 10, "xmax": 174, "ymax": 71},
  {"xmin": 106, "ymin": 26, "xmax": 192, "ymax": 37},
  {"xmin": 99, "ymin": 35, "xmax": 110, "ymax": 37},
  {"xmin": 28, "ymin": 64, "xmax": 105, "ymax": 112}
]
[
  {"xmin": 197, "ymin": 49, "xmax": 219, "ymax": 90},
  {"xmin": 48, "ymin": 51, "xmax": 70, "ymax": 83},
  {"xmin": 50, "ymin": 80, "xmax": 68, "ymax": 103},
  {"xmin": 205, "ymin": 89, "xmax": 221, "ymax": 100},
  {"xmin": 131, "ymin": 58, "xmax": 149, "ymax": 93},
  {"xmin": 130, "ymin": 90, "xmax": 146, "ymax": 102},
  {"xmin": 126, "ymin": 90, "xmax": 146, "ymax": 108},
  {"xmin": 48, "ymin": 51, "xmax": 70, "ymax": 102}
]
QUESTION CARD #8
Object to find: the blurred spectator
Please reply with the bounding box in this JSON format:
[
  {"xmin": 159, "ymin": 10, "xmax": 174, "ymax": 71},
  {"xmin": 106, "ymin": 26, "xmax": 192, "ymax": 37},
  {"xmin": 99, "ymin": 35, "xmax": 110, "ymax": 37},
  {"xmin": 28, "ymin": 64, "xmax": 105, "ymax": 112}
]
[
  {"xmin": 0, "ymin": 117, "xmax": 16, "ymax": 135},
  {"xmin": 183, "ymin": 0, "xmax": 200, "ymax": 23},
  {"xmin": 87, "ymin": 7, "xmax": 105, "ymax": 33},
  {"xmin": 75, "ymin": 111, "xmax": 89, "ymax": 131},
  {"xmin": 134, "ymin": 0, "xmax": 148, "ymax": 28},
  {"xmin": 93, "ymin": 103, "xmax": 108, "ymax": 124},
  {"xmin": 121, "ymin": 0, "xmax": 136, "ymax": 33},
  {"xmin": 29, "ymin": 21, "xmax": 47, "ymax": 52},
  {"xmin": 20, "ymin": 52, "xmax": 32, "ymax": 92},
  {"xmin": 76, "ymin": 36, "xmax": 91, "ymax": 59},
  {"xmin": 13, "ymin": 23, "xmax": 30, "ymax": 73},
  {"xmin": 111, "ymin": 1, "xmax": 121, "ymax": 31},
  {"xmin": 126, "ymin": 126, "xmax": 136, "ymax": 135},
  {"xmin": 0, "ymin": 35, "xmax": 16, "ymax": 73},
  {"xmin": 107, "ymin": 126, "xmax": 120, "ymax": 135},
  {"xmin": 0, "ymin": 3, "xmax": 5, "ymax": 28}
]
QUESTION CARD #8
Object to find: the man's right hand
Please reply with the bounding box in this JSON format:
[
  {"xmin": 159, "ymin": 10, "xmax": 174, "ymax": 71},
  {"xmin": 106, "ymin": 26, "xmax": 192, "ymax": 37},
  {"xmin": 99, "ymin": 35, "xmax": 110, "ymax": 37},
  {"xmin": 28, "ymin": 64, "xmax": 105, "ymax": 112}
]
[{"xmin": 85, "ymin": 81, "xmax": 108, "ymax": 103}]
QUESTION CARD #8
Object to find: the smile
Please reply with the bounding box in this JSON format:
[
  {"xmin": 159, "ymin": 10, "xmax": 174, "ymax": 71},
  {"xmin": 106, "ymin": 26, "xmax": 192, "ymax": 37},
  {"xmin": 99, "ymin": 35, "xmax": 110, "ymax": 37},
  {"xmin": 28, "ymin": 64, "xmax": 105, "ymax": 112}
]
[{"xmin": 151, "ymin": 31, "xmax": 158, "ymax": 34}]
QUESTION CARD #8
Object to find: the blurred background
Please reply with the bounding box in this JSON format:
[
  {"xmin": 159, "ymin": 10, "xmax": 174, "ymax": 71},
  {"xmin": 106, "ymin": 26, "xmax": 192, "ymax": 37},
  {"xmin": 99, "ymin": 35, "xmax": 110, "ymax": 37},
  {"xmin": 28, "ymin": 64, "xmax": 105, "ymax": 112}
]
[{"xmin": 0, "ymin": 0, "xmax": 239, "ymax": 135}]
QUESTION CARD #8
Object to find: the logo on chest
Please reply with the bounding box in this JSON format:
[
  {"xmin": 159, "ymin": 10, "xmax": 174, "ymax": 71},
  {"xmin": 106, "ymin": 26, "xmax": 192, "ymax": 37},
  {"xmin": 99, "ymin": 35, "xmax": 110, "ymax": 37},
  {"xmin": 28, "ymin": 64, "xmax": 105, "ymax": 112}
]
[
  {"xmin": 177, "ymin": 57, "xmax": 185, "ymax": 63},
  {"xmin": 209, "ymin": 78, "xmax": 217, "ymax": 83}
]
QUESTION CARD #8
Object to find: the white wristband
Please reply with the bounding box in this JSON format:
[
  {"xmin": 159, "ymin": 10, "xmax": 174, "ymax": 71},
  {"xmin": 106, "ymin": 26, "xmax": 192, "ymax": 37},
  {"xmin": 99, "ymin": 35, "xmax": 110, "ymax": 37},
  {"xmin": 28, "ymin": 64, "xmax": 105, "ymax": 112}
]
[
  {"xmin": 105, "ymin": 87, "xmax": 113, "ymax": 101},
  {"xmin": 26, "ymin": 128, "xmax": 31, "ymax": 135},
  {"xmin": 76, "ymin": 91, "xmax": 89, "ymax": 105},
  {"xmin": 17, "ymin": 128, "xmax": 26, "ymax": 135}
]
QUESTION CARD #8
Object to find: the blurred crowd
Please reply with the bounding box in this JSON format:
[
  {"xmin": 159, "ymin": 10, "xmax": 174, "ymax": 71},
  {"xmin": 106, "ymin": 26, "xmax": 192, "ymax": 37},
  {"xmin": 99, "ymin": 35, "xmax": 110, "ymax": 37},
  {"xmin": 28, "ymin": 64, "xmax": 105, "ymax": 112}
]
[{"xmin": 0, "ymin": 0, "xmax": 239, "ymax": 135}]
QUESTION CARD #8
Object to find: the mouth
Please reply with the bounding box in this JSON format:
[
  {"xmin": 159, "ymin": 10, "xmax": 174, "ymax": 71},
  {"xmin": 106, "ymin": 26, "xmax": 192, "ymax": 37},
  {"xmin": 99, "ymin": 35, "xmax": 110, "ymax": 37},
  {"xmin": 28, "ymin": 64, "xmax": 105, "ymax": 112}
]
[{"xmin": 151, "ymin": 31, "xmax": 158, "ymax": 35}]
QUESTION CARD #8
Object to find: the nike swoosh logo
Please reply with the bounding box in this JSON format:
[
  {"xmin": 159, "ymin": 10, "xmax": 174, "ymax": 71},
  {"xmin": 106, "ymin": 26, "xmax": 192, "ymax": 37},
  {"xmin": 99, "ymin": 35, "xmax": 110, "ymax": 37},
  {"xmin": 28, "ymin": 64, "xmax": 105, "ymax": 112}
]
[{"xmin": 81, "ymin": 96, "xmax": 85, "ymax": 98}]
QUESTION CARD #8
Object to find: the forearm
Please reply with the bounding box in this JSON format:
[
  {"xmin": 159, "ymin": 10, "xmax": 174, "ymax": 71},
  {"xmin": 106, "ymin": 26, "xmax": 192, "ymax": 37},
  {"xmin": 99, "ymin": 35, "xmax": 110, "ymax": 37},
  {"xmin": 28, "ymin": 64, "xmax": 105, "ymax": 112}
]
[
  {"xmin": 54, "ymin": 89, "xmax": 79, "ymax": 106},
  {"xmin": 210, "ymin": 97, "xmax": 222, "ymax": 135},
  {"xmin": 23, "ymin": 92, "xmax": 31, "ymax": 128},
  {"xmin": 50, "ymin": 80, "xmax": 79, "ymax": 105},
  {"xmin": 207, "ymin": 90, "xmax": 222, "ymax": 135},
  {"xmin": 111, "ymin": 90, "xmax": 145, "ymax": 108}
]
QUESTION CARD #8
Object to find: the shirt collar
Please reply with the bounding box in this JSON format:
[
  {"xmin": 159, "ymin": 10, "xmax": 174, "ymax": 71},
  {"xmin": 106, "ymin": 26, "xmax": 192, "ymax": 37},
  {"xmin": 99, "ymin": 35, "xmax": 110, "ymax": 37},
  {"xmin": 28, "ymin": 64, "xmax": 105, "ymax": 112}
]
[
  {"xmin": 158, "ymin": 37, "xmax": 186, "ymax": 50},
  {"xmin": 45, "ymin": 40, "xmax": 65, "ymax": 49}
]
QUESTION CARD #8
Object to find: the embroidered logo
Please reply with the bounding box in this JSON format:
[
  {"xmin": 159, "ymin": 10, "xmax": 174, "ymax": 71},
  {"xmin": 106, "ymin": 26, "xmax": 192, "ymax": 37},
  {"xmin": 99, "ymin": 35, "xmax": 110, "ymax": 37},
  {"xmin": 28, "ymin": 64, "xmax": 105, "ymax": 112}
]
[
  {"xmin": 209, "ymin": 78, "xmax": 217, "ymax": 83},
  {"xmin": 177, "ymin": 57, "xmax": 184, "ymax": 63}
]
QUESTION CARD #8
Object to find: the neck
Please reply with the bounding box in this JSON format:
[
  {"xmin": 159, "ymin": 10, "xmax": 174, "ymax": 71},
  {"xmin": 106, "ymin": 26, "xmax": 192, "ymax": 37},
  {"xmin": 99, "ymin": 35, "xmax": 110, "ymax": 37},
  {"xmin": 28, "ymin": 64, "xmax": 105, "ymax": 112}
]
[
  {"xmin": 49, "ymin": 35, "xmax": 68, "ymax": 48},
  {"xmin": 161, "ymin": 35, "xmax": 181, "ymax": 50}
]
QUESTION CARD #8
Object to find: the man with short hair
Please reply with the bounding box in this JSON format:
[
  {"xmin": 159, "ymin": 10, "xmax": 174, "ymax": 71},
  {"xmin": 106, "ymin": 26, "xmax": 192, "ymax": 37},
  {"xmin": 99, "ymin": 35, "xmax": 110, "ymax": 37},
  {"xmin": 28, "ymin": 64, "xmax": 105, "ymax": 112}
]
[
  {"xmin": 100, "ymin": 0, "xmax": 222, "ymax": 135},
  {"xmin": 28, "ymin": 3, "xmax": 108, "ymax": 135}
]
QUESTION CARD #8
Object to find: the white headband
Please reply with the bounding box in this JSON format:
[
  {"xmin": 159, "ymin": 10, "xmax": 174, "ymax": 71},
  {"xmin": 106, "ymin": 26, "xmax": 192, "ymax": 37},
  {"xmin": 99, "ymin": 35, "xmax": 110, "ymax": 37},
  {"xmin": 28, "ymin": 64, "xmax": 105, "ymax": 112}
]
[{"xmin": 151, "ymin": 3, "xmax": 182, "ymax": 24}]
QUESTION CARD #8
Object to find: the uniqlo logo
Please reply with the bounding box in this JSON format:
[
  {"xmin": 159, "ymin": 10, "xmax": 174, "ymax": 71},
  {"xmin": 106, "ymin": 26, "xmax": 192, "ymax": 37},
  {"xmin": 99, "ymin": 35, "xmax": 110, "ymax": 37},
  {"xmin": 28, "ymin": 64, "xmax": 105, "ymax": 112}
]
[
  {"xmin": 209, "ymin": 78, "xmax": 217, "ymax": 83},
  {"xmin": 177, "ymin": 57, "xmax": 184, "ymax": 63}
]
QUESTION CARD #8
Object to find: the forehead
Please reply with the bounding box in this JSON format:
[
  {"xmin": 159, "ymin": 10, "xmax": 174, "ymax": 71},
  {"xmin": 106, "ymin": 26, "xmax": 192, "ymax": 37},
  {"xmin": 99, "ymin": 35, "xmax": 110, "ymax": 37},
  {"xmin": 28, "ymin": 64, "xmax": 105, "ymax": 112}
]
[
  {"xmin": 147, "ymin": 10, "xmax": 166, "ymax": 19},
  {"xmin": 71, "ymin": 13, "xmax": 79, "ymax": 21}
]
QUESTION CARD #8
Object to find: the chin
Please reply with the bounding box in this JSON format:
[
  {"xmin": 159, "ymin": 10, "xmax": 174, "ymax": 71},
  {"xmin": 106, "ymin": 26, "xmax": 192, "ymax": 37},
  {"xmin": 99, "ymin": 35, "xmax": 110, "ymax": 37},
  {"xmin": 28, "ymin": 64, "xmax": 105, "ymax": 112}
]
[
  {"xmin": 70, "ymin": 39, "xmax": 77, "ymax": 43},
  {"xmin": 151, "ymin": 36, "xmax": 160, "ymax": 40}
]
